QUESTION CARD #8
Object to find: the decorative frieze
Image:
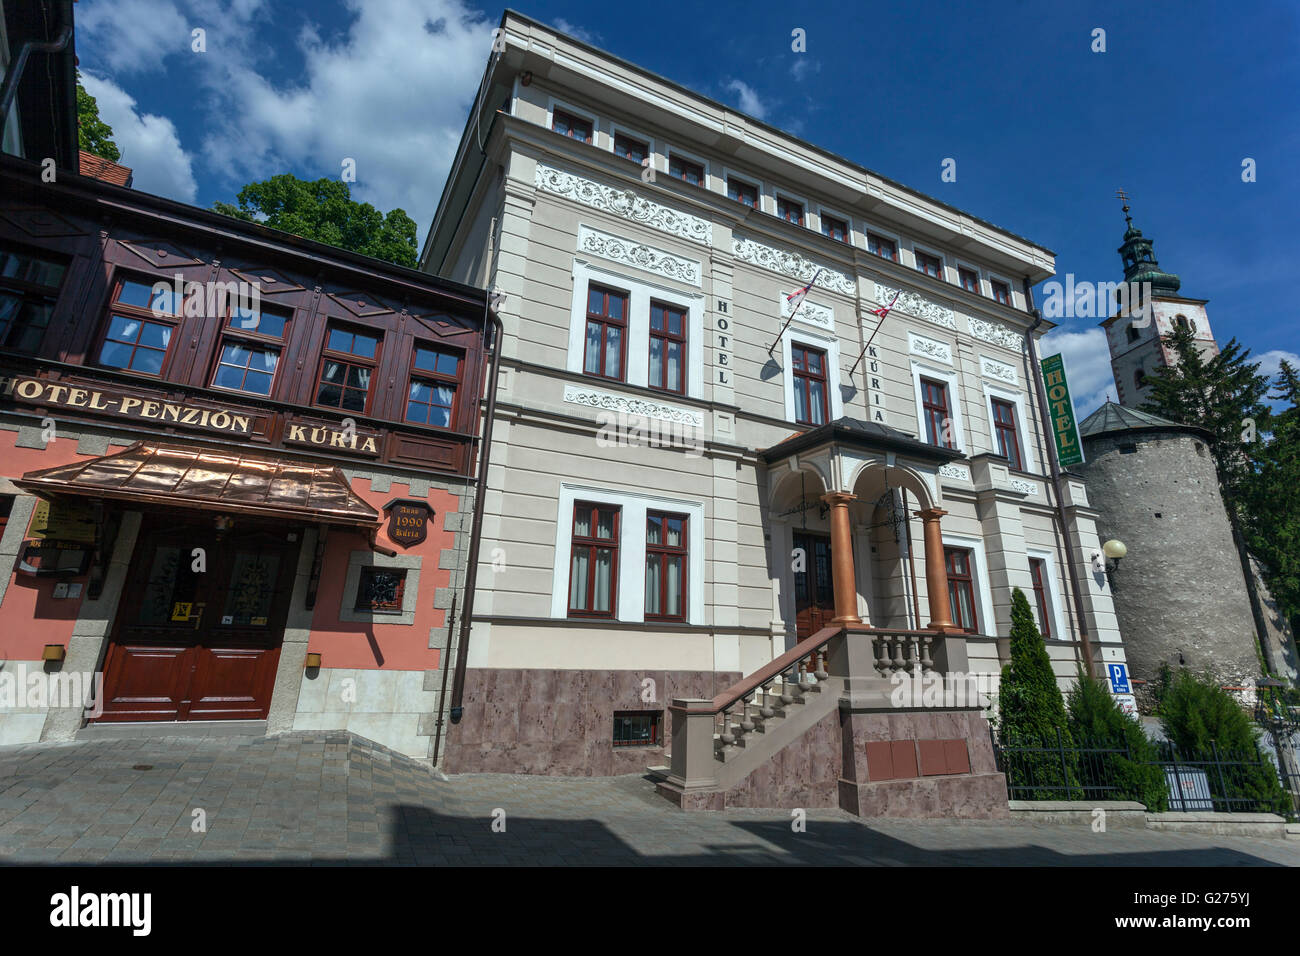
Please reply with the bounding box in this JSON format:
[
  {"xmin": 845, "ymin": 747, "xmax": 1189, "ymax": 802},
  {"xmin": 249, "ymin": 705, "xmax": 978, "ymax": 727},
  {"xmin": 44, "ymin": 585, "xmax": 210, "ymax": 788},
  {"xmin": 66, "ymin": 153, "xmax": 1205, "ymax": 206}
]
[
  {"xmin": 577, "ymin": 225, "xmax": 701, "ymax": 287},
  {"xmin": 780, "ymin": 292, "xmax": 834, "ymax": 331},
  {"xmin": 908, "ymin": 331, "xmax": 952, "ymax": 365},
  {"xmin": 1009, "ymin": 477, "xmax": 1037, "ymax": 496},
  {"xmin": 563, "ymin": 384, "xmax": 704, "ymax": 427},
  {"xmin": 939, "ymin": 463, "xmax": 971, "ymax": 481},
  {"xmin": 874, "ymin": 283, "xmax": 955, "ymax": 330},
  {"xmin": 968, "ymin": 315, "xmax": 1023, "ymax": 351},
  {"xmin": 979, "ymin": 355, "xmax": 1017, "ymax": 385},
  {"xmin": 732, "ymin": 234, "xmax": 857, "ymax": 296},
  {"xmin": 535, "ymin": 163, "xmax": 713, "ymax": 246}
]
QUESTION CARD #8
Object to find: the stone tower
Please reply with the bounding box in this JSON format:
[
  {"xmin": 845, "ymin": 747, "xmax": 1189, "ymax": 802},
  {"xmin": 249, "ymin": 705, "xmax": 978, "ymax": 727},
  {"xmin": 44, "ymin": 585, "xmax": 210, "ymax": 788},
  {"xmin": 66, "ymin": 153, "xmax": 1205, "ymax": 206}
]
[
  {"xmin": 1099, "ymin": 201, "xmax": 1220, "ymax": 408},
  {"xmin": 1077, "ymin": 403, "xmax": 1263, "ymax": 705}
]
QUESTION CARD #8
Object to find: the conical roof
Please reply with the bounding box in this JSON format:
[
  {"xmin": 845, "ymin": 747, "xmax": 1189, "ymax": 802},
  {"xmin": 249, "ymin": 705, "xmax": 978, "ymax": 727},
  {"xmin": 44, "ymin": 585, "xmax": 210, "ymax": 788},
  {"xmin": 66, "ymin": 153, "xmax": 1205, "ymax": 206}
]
[{"xmin": 1079, "ymin": 401, "xmax": 1203, "ymax": 438}]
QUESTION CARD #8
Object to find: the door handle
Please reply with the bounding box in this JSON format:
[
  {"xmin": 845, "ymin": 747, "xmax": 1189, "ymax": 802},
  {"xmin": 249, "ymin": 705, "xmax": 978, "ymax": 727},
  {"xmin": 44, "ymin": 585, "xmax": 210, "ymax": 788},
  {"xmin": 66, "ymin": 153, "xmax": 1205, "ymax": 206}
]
[{"xmin": 191, "ymin": 602, "xmax": 205, "ymax": 630}]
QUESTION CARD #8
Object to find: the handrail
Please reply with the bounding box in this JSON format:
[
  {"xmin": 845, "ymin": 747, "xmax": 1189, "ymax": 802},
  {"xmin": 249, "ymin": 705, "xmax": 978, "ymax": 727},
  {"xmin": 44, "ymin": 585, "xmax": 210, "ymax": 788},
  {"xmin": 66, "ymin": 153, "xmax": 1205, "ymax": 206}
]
[{"xmin": 678, "ymin": 625, "xmax": 843, "ymax": 715}]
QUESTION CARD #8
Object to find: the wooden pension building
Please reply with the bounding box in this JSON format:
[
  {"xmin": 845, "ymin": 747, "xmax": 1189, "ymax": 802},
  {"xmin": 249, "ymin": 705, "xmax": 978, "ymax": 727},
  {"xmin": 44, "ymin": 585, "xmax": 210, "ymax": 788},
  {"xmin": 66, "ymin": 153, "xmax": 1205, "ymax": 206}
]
[{"xmin": 0, "ymin": 152, "xmax": 496, "ymax": 758}]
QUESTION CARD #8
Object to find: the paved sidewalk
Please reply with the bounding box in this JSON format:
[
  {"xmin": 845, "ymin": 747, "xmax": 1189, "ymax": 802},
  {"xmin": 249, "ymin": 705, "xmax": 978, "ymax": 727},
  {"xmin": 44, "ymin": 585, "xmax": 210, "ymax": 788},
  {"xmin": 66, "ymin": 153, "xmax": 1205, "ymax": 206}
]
[{"xmin": 0, "ymin": 732, "xmax": 1296, "ymax": 865}]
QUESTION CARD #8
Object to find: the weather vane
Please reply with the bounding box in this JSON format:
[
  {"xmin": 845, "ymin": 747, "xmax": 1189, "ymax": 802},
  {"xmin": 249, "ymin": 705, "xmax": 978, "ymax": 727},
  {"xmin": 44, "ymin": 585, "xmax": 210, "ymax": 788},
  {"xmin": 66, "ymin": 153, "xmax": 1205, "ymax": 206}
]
[{"xmin": 1116, "ymin": 188, "xmax": 1132, "ymax": 225}]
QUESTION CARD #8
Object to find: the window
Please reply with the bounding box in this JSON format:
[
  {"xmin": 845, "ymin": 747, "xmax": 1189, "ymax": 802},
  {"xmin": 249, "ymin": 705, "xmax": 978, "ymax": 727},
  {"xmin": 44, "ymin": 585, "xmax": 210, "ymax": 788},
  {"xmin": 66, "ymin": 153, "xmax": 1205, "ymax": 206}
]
[
  {"xmin": 1134, "ymin": 368, "xmax": 1147, "ymax": 389},
  {"xmin": 1126, "ymin": 324, "xmax": 1140, "ymax": 343},
  {"xmin": 777, "ymin": 196, "xmax": 804, "ymax": 226},
  {"xmin": 552, "ymin": 108, "xmax": 592, "ymax": 144},
  {"xmin": 945, "ymin": 547, "xmax": 979, "ymax": 633},
  {"xmin": 613, "ymin": 131, "xmax": 648, "ymax": 164},
  {"xmin": 727, "ymin": 176, "xmax": 758, "ymax": 209},
  {"xmin": 569, "ymin": 502, "xmax": 620, "ymax": 617},
  {"xmin": 921, "ymin": 377, "xmax": 953, "ymax": 448},
  {"xmin": 315, "ymin": 324, "xmax": 380, "ymax": 413},
  {"xmin": 406, "ymin": 345, "xmax": 461, "ymax": 427},
  {"xmin": 648, "ymin": 301, "xmax": 686, "ymax": 394},
  {"xmin": 990, "ymin": 279, "xmax": 1011, "ymax": 305},
  {"xmin": 821, "ymin": 213, "xmax": 849, "ymax": 243},
  {"xmin": 0, "ymin": 245, "xmax": 66, "ymax": 353},
  {"xmin": 1175, "ymin": 314, "xmax": 1194, "ymax": 333},
  {"xmin": 211, "ymin": 304, "xmax": 289, "ymax": 396},
  {"xmin": 668, "ymin": 153, "xmax": 704, "ymax": 186},
  {"xmin": 915, "ymin": 250, "xmax": 942, "ymax": 279},
  {"xmin": 645, "ymin": 511, "xmax": 687, "ymax": 621},
  {"xmin": 1029, "ymin": 557, "xmax": 1052, "ymax": 638},
  {"xmin": 613, "ymin": 711, "xmax": 661, "ymax": 747},
  {"xmin": 355, "ymin": 566, "xmax": 407, "ymax": 613},
  {"xmin": 97, "ymin": 274, "xmax": 182, "ymax": 375},
  {"xmin": 583, "ymin": 284, "xmax": 628, "ymax": 381},
  {"xmin": 991, "ymin": 398, "xmax": 1023, "ymax": 471},
  {"xmin": 867, "ymin": 233, "xmax": 897, "ymax": 262},
  {"xmin": 792, "ymin": 344, "xmax": 829, "ymax": 426},
  {"xmin": 958, "ymin": 267, "xmax": 979, "ymax": 293}
]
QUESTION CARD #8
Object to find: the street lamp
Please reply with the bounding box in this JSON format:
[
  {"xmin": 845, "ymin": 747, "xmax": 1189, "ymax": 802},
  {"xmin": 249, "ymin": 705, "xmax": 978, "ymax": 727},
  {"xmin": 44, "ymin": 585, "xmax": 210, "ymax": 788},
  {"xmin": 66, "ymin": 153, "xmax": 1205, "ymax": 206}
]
[{"xmin": 1092, "ymin": 539, "xmax": 1127, "ymax": 590}]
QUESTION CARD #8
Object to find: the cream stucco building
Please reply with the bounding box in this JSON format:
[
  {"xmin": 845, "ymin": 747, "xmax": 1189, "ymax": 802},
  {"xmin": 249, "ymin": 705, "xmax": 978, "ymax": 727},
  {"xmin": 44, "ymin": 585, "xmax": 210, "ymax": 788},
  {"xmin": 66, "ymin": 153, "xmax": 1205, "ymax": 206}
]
[{"xmin": 421, "ymin": 11, "xmax": 1129, "ymax": 783}]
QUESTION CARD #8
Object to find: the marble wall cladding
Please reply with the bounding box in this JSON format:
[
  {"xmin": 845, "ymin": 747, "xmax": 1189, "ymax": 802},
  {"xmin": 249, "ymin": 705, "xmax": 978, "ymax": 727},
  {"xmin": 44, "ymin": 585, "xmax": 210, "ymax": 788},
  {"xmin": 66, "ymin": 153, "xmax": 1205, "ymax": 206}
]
[
  {"xmin": 722, "ymin": 707, "xmax": 842, "ymax": 809},
  {"xmin": 444, "ymin": 668, "xmax": 741, "ymax": 776}
]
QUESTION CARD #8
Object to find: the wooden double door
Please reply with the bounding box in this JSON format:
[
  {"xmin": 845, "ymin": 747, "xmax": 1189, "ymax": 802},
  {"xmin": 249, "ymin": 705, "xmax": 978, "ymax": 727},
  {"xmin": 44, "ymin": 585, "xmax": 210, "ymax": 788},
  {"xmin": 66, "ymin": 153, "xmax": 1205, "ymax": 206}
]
[
  {"xmin": 793, "ymin": 531, "xmax": 835, "ymax": 640},
  {"xmin": 95, "ymin": 518, "xmax": 300, "ymax": 722}
]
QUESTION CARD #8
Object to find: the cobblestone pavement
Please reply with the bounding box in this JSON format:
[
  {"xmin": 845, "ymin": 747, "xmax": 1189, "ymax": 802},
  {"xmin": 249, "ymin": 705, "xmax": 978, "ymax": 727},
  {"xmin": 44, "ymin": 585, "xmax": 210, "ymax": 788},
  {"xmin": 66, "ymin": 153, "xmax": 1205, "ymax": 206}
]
[{"xmin": 0, "ymin": 732, "xmax": 1296, "ymax": 865}]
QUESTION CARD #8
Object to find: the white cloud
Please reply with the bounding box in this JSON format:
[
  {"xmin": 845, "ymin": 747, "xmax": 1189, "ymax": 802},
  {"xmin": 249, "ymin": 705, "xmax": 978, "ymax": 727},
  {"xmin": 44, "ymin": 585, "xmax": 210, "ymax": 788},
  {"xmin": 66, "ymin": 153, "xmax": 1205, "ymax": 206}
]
[
  {"xmin": 791, "ymin": 58, "xmax": 820, "ymax": 82},
  {"xmin": 78, "ymin": 72, "xmax": 198, "ymax": 203},
  {"xmin": 75, "ymin": 0, "xmax": 190, "ymax": 75},
  {"xmin": 1041, "ymin": 326, "xmax": 1117, "ymax": 418},
  {"xmin": 552, "ymin": 18, "xmax": 602, "ymax": 46},
  {"xmin": 1257, "ymin": 349, "xmax": 1300, "ymax": 384},
  {"xmin": 725, "ymin": 79, "xmax": 768, "ymax": 121}
]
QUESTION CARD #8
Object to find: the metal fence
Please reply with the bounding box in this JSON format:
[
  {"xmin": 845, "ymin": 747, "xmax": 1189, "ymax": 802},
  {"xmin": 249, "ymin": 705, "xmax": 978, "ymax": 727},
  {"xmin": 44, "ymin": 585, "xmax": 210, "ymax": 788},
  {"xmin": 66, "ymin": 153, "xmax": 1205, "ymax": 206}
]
[{"xmin": 993, "ymin": 728, "xmax": 1298, "ymax": 817}]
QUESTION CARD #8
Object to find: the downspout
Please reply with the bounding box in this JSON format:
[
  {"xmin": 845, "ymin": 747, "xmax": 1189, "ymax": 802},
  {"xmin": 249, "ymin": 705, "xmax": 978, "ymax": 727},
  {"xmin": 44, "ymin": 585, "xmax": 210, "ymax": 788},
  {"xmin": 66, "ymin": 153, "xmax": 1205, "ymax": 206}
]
[
  {"xmin": 0, "ymin": 23, "xmax": 73, "ymax": 131},
  {"xmin": 1024, "ymin": 286, "xmax": 1096, "ymax": 678}
]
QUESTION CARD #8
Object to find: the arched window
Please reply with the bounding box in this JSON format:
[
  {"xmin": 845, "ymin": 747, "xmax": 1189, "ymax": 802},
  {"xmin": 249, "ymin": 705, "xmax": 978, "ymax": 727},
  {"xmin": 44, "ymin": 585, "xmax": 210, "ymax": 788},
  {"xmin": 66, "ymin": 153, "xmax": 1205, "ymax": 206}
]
[{"xmin": 1175, "ymin": 314, "xmax": 1194, "ymax": 333}]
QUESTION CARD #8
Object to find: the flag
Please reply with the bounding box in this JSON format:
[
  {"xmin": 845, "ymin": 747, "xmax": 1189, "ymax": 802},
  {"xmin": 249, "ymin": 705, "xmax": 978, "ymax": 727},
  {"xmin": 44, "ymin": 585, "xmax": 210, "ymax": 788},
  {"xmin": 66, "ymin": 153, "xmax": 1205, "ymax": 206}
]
[
  {"xmin": 869, "ymin": 291, "xmax": 899, "ymax": 319},
  {"xmin": 785, "ymin": 269, "xmax": 823, "ymax": 315}
]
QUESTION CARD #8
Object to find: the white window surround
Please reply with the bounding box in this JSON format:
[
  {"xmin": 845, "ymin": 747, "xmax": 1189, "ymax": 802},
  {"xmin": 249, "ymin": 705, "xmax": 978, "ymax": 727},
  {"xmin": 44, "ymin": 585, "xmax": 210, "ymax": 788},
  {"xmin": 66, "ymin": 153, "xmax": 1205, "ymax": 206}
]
[
  {"xmin": 567, "ymin": 258, "xmax": 706, "ymax": 398},
  {"xmin": 862, "ymin": 221, "xmax": 903, "ymax": 262},
  {"xmin": 986, "ymin": 270, "xmax": 1016, "ymax": 308},
  {"xmin": 816, "ymin": 204, "xmax": 856, "ymax": 246},
  {"xmin": 607, "ymin": 121, "xmax": 655, "ymax": 166},
  {"xmin": 910, "ymin": 241, "xmax": 948, "ymax": 283},
  {"xmin": 909, "ymin": 360, "xmax": 966, "ymax": 452},
  {"xmin": 664, "ymin": 144, "xmax": 712, "ymax": 189},
  {"xmin": 773, "ymin": 188, "xmax": 812, "ymax": 229},
  {"xmin": 545, "ymin": 96, "xmax": 600, "ymax": 147},
  {"xmin": 941, "ymin": 531, "xmax": 996, "ymax": 637},
  {"xmin": 954, "ymin": 258, "xmax": 983, "ymax": 295},
  {"xmin": 783, "ymin": 327, "xmax": 844, "ymax": 425},
  {"xmin": 721, "ymin": 166, "xmax": 761, "ymax": 208},
  {"xmin": 982, "ymin": 382, "xmax": 1037, "ymax": 472},
  {"xmin": 1027, "ymin": 546, "xmax": 1069, "ymax": 641},
  {"xmin": 550, "ymin": 483, "xmax": 706, "ymax": 625}
]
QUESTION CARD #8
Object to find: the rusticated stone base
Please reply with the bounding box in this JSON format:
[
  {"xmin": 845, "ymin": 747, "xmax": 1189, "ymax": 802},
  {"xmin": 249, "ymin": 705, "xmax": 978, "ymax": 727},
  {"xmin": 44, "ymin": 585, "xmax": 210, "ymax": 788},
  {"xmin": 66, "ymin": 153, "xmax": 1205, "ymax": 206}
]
[{"xmin": 443, "ymin": 667, "xmax": 740, "ymax": 776}]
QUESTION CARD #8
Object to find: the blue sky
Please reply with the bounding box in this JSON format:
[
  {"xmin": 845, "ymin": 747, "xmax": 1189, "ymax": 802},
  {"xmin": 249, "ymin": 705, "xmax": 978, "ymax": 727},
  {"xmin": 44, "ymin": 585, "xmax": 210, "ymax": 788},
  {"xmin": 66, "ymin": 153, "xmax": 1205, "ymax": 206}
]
[{"xmin": 72, "ymin": 0, "xmax": 1299, "ymax": 415}]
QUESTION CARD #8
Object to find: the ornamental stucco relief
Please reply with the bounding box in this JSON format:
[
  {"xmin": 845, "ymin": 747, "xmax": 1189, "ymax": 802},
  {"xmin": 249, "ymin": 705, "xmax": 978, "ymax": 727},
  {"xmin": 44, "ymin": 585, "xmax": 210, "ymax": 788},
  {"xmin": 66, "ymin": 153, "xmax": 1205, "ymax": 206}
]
[
  {"xmin": 563, "ymin": 384, "xmax": 704, "ymax": 427},
  {"xmin": 732, "ymin": 234, "xmax": 857, "ymax": 296},
  {"xmin": 577, "ymin": 225, "xmax": 702, "ymax": 287},
  {"xmin": 535, "ymin": 163, "xmax": 713, "ymax": 246}
]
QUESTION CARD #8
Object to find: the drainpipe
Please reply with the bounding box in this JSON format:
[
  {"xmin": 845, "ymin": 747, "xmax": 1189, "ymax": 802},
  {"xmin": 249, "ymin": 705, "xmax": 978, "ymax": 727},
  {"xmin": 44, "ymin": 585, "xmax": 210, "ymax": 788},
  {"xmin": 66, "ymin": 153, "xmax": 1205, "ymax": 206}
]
[
  {"xmin": 0, "ymin": 23, "xmax": 73, "ymax": 131},
  {"xmin": 1024, "ymin": 286, "xmax": 1096, "ymax": 678},
  {"xmin": 447, "ymin": 300, "xmax": 502, "ymax": 723}
]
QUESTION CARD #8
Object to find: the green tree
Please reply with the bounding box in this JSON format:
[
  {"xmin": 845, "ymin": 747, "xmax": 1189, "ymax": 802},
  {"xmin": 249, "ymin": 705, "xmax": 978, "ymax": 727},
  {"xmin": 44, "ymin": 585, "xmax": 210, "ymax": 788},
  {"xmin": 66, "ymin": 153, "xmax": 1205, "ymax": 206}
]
[
  {"xmin": 1158, "ymin": 669, "xmax": 1289, "ymax": 814},
  {"xmin": 1066, "ymin": 668, "xmax": 1167, "ymax": 810},
  {"xmin": 76, "ymin": 73, "xmax": 121, "ymax": 162},
  {"xmin": 212, "ymin": 174, "xmax": 418, "ymax": 268},
  {"xmin": 997, "ymin": 588, "xmax": 1080, "ymax": 798},
  {"xmin": 1242, "ymin": 361, "xmax": 1300, "ymax": 628}
]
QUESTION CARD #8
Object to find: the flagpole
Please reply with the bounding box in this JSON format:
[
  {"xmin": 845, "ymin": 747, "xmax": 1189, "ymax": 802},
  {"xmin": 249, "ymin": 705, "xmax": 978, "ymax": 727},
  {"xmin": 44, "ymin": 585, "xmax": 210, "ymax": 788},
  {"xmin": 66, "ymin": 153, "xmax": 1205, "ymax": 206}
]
[
  {"xmin": 766, "ymin": 268, "xmax": 822, "ymax": 357},
  {"xmin": 849, "ymin": 291, "xmax": 899, "ymax": 377}
]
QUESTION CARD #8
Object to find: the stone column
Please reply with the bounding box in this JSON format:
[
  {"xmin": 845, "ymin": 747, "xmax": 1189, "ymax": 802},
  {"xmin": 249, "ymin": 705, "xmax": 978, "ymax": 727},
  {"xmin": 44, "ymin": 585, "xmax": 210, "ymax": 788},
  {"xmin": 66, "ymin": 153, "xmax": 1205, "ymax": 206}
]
[
  {"xmin": 821, "ymin": 492, "xmax": 861, "ymax": 625},
  {"xmin": 917, "ymin": 507, "xmax": 954, "ymax": 630}
]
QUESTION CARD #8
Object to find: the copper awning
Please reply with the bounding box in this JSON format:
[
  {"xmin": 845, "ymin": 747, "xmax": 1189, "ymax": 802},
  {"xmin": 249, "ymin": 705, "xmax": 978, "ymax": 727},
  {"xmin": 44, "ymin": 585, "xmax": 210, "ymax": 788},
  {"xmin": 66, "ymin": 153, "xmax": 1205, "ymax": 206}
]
[{"xmin": 16, "ymin": 441, "xmax": 380, "ymax": 528}]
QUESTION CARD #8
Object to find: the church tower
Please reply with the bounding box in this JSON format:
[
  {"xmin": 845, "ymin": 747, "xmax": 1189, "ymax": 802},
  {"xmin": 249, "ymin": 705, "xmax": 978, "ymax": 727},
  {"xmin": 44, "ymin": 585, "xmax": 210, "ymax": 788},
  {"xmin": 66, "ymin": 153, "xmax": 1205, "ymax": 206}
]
[{"xmin": 1099, "ymin": 196, "xmax": 1220, "ymax": 407}]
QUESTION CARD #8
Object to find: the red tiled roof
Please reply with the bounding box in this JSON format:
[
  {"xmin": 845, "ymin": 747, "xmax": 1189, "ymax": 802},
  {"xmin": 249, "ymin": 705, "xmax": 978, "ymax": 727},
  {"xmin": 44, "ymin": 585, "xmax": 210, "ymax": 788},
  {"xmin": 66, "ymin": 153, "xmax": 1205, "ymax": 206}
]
[{"xmin": 78, "ymin": 150, "xmax": 133, "ymax": 187}]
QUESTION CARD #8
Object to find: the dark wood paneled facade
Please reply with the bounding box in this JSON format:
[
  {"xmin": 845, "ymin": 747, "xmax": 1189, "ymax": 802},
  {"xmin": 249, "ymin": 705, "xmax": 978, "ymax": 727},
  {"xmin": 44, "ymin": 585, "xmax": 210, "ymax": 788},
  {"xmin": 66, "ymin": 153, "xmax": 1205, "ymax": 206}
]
[{"xmin": 0, "ymin": 156, "xmax": 490, "ymax": 476}]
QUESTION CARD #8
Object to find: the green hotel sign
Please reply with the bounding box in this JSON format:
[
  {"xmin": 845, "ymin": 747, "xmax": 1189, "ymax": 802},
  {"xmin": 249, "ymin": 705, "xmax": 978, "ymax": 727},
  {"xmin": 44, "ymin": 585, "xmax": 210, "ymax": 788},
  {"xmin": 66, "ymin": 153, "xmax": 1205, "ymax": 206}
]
[{"xmin": 1041, "ymin": 353, "xmax": 1085, "ymax": 468}]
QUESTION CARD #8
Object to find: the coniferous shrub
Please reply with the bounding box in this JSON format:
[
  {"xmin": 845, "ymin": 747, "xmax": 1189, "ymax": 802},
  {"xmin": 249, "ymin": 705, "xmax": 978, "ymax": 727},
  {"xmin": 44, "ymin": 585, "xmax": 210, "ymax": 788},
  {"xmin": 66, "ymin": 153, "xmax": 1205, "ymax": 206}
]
[
  {"xmin": 1066, "ymin": 668, "xmax": 1168, "ymax": 811},
  {"xmin": 1158, "ymin": 669, "xmax": 1289, "ymax": 815},
  {"xmin": 997, "ymin": 588, "xmax": 1080, "ymax": 799}
]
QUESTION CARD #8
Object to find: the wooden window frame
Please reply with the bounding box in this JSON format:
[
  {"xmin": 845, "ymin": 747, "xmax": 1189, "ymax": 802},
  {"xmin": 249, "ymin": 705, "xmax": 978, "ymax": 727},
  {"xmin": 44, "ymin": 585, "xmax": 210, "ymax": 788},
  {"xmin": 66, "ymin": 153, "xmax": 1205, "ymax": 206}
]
[
  {"xmin": 209, "ymin": 303, "xmax": 291, "ymax": 398},
  {"xmin": 583, "ymin": 283, "xmax": 629, "ymax": 382},
  {"xmin": 612, "ymin": 131, "xmax": 649, "ymax": 164},
  {"xmin": 668, "ymin": 152, "xmax": 705, "ymax": 186},
  {"xmin": 644, "ymin": 510, "xmax": 688, "ymax": 622},
  {"xmin": 991, "ymin": 397, "xmax": 1024, "ymax": 471},
  {"xmin": 820, "ymin": 212, "xmax": 849, "ymax": 243},
  {"xmin": 314, "ymin": 322, "xmax": 382, "ymax": 415},
  {"xmin": 921, "ymin": 377, "xmax": 953, "ymax": 448},
  {"xmin": 958, "ymin": 267, "xmax": 980, "ymax": 294},
  {"xmin": 551, "ymin": 107, "xmax": 593, "ymax": 144},
  {"xmin": 648, "ymin": 300, "xmax": 687, "ymax": 395},
  {"xmin": 914, "ymin": 249, "xmax": 943, "ymax": 280},
  {"xmin": 404, "ymin": 342, "xmax": 463, "ymax": 429},
  {"xmin": 727, "ymin": 175, "xmax": 759, "ymax": 209},
  {"xmin": 791, "ymin": 343, "xmax": 830, "ymax": 426},
  {"xmin": 568, "ymin": 501, "xmax": 621, "ymax": 619},
  {"xmin": 0, "ymin": 243, "xmax": 67, "ymax": 354},
  {"xmin": 1029, "ymin": 557, "xmax": 1052, "ymax": 639},
  {"xmin": 867, "ymin": 232, "xmax": 898, "ymax": 262},
  {"xmin": 776, "ymin": 195, "xmax": 805, "ymax": 226},
  {"xmin": 990, "ymin": 279, "xmax": 1012, "ymax": 305},
  {"xmin": 944, "ymin": 547, "xmax": 979, "ymax": 633},
  {"xmin": 94, "ymin": 272, "xmax": 184, "ymax": 378}
]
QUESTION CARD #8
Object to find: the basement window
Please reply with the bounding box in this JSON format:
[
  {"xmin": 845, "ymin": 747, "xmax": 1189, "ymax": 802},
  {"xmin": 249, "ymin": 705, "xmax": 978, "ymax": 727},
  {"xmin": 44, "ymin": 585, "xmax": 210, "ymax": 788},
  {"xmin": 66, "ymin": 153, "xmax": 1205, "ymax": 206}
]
[
  {"xmin": 613, "ymin": 711, "xmax": 661, "ymax": 748},
  {"xmin": 355, "ymin": 567, "xmax": 407, "ymax": 613}
]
